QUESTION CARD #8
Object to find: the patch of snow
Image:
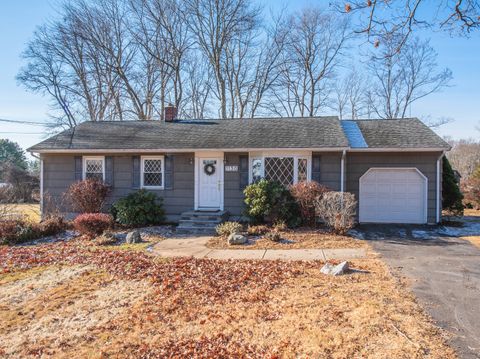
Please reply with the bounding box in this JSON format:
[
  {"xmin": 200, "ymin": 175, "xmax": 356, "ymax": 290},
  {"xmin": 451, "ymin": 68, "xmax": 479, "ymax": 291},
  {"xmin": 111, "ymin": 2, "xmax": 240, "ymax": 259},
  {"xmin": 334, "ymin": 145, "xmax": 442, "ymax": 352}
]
[
  {"xmin": 439, "ymin": 221, "xmax": 480, "ymax": 237},
  {"xmin": 347, "ymin": 229, "xmax": 365, "ymax": 240},
  {"xmin": 411, "ymin": 230, "xmax": 437, "ymax": 240}
]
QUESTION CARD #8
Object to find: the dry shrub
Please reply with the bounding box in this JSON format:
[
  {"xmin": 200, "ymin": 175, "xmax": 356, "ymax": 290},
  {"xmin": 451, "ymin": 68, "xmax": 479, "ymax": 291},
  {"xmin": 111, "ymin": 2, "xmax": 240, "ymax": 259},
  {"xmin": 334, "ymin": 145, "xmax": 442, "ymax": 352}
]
[
  {"xmin": 264, "ymin": 230, "xmax": 282, "ymax": 242},
  {"xmin": 247, "ymin": 225, "xmax": 270, "ymax": 236},
  {"xmin": 65, "ymin": 179, "xmax": 110, "ymax": 213},
  {"xmin": 73, "ymin": 213, "xmax": 113, "ymax": 239},
  {"xmin": 315, "ymin": 191, "xmax": 356, "ymax": 235},
  {"xmin": 215, "ymin": 221, "xmax": 243, "ymax": 236},
  {"xmin": 39, "ymin": 216, "xmax": 67, "ymax": 236},
  {"xmin": 290, "ymin": 181, "xmax": 330, "ymax": 226},
  {"xmin": 95, "ymin": 232, "xmax": 118, "ymax": 245}
]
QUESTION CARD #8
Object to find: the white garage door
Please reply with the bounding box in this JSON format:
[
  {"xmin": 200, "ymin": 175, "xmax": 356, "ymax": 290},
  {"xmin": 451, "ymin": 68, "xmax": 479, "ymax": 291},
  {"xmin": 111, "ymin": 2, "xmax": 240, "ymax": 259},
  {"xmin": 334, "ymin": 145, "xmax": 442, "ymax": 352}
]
[{"xmin": 359, "ymin": 168, "xmax": 427, "ymax": 224}]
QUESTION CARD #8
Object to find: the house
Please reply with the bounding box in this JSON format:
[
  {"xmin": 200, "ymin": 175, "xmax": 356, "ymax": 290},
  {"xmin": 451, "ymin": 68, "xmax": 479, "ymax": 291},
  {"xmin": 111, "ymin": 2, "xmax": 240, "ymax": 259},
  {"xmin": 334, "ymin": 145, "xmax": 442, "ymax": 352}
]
[{"xmin": 28, "ymin": 113, "xmax": 450, "ymax": 226}]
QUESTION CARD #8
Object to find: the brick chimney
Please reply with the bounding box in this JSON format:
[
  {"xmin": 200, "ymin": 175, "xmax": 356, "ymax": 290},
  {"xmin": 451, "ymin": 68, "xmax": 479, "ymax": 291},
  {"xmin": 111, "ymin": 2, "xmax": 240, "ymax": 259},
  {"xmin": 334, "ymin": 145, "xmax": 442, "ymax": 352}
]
[{"xmin": 164, "ymin": 104, "xmax": 177, "ymax": 122}]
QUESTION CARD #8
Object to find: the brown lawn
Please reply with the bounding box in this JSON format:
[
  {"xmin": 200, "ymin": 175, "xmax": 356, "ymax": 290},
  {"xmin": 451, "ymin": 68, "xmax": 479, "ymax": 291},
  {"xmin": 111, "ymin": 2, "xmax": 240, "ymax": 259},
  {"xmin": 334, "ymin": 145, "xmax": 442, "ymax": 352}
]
[
  {"xmin": 0, "ymin": 240, "xmax": 455, "ymax": 358},
  {"xmin": 464, "ymin": 208, "xmax": 480, "ymax": 217},
  {"xmin": 1, "ymin": 203, "xmax": 40, "ymax": 222},
  {"xmin": 207, "ymin": 227, "xmax": 367, "ymax": 249}
]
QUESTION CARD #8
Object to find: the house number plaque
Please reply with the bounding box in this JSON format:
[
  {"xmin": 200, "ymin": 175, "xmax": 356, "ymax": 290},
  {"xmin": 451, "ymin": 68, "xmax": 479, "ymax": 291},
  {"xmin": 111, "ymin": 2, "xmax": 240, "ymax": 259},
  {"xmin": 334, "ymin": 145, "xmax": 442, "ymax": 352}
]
[{"xmin": 225, "ymin": 165, "xmax": 238, "ymax": 172}]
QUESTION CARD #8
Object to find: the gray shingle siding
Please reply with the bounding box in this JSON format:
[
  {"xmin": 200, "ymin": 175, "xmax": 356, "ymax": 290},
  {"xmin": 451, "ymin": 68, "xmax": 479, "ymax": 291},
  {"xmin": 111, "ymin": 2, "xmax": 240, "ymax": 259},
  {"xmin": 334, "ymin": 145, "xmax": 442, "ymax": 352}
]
[{"xmin": 43, "ymin": 153, "xmax": 195, "ymax": 220}]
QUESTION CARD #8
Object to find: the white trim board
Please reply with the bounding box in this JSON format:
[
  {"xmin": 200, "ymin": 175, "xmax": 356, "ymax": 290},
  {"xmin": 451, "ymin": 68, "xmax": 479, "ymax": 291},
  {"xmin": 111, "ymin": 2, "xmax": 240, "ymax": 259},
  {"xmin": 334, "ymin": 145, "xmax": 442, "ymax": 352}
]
[{"xmin": 31, "ymin": 147, "xmax": 350, "ymax": 154}]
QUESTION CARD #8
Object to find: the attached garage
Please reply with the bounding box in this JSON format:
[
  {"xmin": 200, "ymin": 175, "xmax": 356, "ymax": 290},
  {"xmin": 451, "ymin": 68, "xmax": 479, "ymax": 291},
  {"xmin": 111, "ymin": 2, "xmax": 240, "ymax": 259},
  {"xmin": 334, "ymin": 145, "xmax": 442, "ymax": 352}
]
[{"xmin": 359, "ymin": 168, "xmax": 427, "ymax": 224}]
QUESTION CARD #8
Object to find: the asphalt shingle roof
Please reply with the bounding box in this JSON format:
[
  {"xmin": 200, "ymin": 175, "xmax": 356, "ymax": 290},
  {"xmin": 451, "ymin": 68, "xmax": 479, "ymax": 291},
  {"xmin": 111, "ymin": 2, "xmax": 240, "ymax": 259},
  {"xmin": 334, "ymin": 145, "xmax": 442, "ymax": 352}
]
[
  {"xmin": 28, "ymin": 116, "xmax": 450, "ymax": 152},
  {"xmin": 352, "ymin": 118, "xmax": 450, "ymax": 149},
  {"xmin": 28, "ymin": 117, "xmax": 349, "ymax": 151}
]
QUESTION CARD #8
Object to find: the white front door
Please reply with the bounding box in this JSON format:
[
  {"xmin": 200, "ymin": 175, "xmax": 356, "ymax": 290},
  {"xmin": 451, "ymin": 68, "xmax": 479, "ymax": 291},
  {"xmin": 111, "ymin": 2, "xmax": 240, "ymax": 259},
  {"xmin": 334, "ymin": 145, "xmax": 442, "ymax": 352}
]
[{"xmin": 197, "ymin": 157, "xmax": 222, "ymax": 209}]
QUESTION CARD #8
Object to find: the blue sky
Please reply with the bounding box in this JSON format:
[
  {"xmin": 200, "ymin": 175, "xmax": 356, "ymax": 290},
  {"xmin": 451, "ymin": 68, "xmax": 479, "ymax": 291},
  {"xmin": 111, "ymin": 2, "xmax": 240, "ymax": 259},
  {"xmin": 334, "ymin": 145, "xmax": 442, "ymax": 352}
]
[{"xmin": 0, "ymin": 0, "xmax": 479, "ymax": 155}]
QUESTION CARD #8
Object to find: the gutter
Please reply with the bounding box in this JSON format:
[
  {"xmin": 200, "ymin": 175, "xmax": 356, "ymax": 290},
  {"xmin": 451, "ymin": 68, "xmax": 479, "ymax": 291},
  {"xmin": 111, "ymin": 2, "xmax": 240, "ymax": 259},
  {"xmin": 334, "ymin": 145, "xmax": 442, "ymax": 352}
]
[
  {"xmin": 29, "ymin": 152, "xmax": 43, "ymax": 219},
  {"xmin": 436, "ymin": 151, "xmax": 445, "ymax": 223},
  {"xmin": 340, "ymin": 150, "xmax": 346, "ymax": 192}
]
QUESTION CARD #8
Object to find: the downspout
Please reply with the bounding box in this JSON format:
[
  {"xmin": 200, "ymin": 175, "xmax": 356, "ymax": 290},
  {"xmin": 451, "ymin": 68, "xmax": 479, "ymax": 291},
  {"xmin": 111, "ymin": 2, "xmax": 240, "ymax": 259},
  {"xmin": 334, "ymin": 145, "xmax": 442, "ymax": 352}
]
[
  {"xmin": 436, "ymin": 151, "xmax": 445, "ymax": 224},
  {"xmin": 30, "ymin": 152, "xmax": 43, "ymax": 219},
  {"xmin": 340, "ymin": 150, "xmax": 346, "ymax": 192}
]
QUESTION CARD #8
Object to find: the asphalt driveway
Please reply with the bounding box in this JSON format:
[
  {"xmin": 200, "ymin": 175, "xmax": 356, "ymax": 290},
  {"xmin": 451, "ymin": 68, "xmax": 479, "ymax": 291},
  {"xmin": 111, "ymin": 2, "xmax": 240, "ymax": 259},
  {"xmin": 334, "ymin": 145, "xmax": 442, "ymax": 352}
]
[{"xmin": 362, "ymin": 225, "xmax": 480, "ymax": 359}]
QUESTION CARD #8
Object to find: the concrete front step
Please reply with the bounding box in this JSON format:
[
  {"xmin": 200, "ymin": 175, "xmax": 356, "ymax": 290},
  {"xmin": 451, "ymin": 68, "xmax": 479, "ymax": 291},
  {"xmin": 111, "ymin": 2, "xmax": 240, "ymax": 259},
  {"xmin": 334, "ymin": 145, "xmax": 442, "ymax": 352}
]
[
  {"xmin": 180, "ymin": 210, "xmax": 229, "ymax": 221},
  {"xmin": 177, "ymin": 210, "xmax": 229, "ymax": 235}
]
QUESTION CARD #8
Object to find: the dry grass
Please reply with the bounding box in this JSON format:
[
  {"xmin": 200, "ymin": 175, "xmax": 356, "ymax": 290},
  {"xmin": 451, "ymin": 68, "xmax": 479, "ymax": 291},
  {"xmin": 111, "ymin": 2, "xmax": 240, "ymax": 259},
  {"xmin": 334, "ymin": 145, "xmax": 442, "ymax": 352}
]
[
  {"xmin": 1, "ymin": 203, "xmax": 41, "ymax": 223},
  {"xmin": 464, "ymin": 209, "xmax": 480, "ymax": 217},
  {"xmin": 207, "ymin": 227, "xmax": 367, "ymax": 249},
  {"xmin": 462, "ymin": 236, "xmax": 480, "ymax": 248},
  {"xmin": 0, "ymin": 253, "xmax": 456, "ymax": 358}
]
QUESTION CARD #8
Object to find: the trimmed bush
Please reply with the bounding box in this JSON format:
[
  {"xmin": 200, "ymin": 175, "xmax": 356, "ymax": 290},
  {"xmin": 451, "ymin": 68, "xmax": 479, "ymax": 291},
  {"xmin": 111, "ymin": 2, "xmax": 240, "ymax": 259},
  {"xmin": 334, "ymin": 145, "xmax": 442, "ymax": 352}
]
[
  {"xmin": 243, "ymin": 179, "xmax": 300, "ymax": 227},
  {"xmin": 73, "ymin": 213, "xmax": 113, "ymax": 238},
  {"xmin": 216, "ymin": 221, "xmax": 243, "ymax": 236},
  {"xmin": 315, "ymin": 192, "xmax": 357, "ymax": 235},
  {"xmin": 290, "ymin": 181, "xmax": 330, "ymax": 226},
  {"xmin": 112, "ymin": 190, "xmax": 165, "ymax": 226},
  {"xmin": 66, "ymin": 179, "xmax": 110, "ymax": 213}
]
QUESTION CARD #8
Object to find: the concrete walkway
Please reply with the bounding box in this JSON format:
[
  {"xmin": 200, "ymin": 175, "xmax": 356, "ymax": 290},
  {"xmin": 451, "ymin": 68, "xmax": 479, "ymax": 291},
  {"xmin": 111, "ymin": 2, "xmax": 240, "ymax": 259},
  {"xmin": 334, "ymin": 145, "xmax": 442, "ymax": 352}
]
[{"xmin": 151, "ymin": 236, "xmax": 367, "ymax": 261}]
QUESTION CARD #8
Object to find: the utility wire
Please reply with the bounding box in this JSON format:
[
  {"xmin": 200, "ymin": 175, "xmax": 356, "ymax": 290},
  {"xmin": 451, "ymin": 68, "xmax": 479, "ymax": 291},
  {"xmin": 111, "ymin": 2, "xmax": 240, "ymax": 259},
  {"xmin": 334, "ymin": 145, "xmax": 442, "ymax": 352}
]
[
  {"xmin": 0, "ymin": 132, "xmax": 43, "ymax": 135},
  {"xmin": 0, "ymin": 118, "xmax": 46, "ymax": 127}
]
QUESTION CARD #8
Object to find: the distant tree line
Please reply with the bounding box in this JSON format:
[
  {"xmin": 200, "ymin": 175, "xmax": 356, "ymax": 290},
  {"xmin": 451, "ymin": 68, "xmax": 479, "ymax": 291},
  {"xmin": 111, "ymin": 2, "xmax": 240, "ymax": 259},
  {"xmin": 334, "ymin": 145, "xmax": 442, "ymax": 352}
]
[{"xmin": 18, "ymin": 0, "xmax": 453, "ymax": 128}]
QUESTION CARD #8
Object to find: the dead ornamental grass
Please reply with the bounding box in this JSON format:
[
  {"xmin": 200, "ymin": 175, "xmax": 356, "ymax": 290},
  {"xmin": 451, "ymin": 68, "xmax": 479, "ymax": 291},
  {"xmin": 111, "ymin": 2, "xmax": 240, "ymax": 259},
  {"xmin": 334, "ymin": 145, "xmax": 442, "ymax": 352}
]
[{"xmin": 207, "ymin": 227, "xmax": 367, "ymax": 250}]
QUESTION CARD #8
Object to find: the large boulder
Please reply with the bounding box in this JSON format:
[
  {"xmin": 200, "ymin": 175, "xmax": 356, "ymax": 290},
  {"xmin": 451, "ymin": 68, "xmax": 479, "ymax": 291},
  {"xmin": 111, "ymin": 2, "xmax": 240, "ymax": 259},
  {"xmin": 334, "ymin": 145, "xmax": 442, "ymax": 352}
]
[
  {"xmin": 320, "ymin": 261, "xmax": 349, "ymax": 276},
  {"xmin": 228, "ymin": 233, "xmax": 247, "ymax": 245},
  {"xmin": 126, "ymin": 230, "xmax": 142, "ymax": 244}
]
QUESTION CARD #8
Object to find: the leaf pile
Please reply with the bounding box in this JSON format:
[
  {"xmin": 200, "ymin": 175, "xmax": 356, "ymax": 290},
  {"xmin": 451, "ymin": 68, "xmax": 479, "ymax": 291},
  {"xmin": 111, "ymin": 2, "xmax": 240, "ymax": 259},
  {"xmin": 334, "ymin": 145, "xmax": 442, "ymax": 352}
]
[
  {"xmin": 0, "ymin": 240, "xmax": 312, "ymax": 305},
  {"xmin": 129, "ymin": 334, "xmax": 270, "ymax": 359}
]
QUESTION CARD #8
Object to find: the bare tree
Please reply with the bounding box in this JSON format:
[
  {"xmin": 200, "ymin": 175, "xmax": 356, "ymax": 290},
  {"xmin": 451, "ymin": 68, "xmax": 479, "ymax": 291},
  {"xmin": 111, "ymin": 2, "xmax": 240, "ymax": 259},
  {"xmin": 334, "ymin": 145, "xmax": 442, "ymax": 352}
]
[
  {"xmin": 130, "ymin": 0, "xmax": 191, "ymax": 119},
  {"xmin": 366, "ymin": 36, "xmax": 452, "ymax": 119},
  {"xmin": 183, "ymin": 55, "xmax": 213, "ymax": 118},
  {"xmin": 338, "ymin": 0, "xmax": 480, "ymax": 52},
  {"xmin": 184, "ymin": 0, "xmax": 261, "ymax": 118},
  {"xmin": 446, "ymin": 138, "xmax": 480, "ymax": 179},
  {"xmin": 331, "ymin": 69, "xmax": 368, "ymax": 120},
  {"xmin": 270, "ymin": 8, "xmax": 350, "ymax": 117}
]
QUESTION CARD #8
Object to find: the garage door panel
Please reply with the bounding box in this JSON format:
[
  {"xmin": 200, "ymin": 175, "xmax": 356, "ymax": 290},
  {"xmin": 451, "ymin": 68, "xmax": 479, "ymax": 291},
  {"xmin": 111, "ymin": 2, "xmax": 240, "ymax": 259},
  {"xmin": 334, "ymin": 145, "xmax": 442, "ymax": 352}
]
[{"xmin": 359, "ymin": 168, "xmax": 426, "ymax": 224}]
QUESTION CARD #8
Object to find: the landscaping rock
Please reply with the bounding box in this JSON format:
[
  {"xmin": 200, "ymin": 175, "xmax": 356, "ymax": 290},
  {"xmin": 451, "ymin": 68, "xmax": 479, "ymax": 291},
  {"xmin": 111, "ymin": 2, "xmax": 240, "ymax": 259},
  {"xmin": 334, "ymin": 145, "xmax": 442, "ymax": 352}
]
[
  {"xmin": 320, "ymin": 261, "xmax": 349, "ymax": 276},
  {"xmin": 126, "ymin": 230, "xmax": 142, "ymax": 244},
  {"xmin": 228, "ymin": 233, "xmax": 247, "ymax": 245}
]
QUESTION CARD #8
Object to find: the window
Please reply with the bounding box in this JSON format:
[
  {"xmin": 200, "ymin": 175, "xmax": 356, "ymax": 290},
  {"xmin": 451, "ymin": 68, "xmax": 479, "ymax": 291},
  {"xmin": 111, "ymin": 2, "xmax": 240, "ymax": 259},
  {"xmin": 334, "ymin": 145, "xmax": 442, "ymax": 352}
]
[
  {"xmin": 83, "ymin": 157, "xmax": 104, "ymax": 181},
  {"xmin": 141, "ymin": 156, "xmax": 164, "ymax": 189},
  {"xmin": 265, "ymin": 157, "xmax": 294, "ymax": 186},
  {"xmin": 297, "ymin": 158, "xmax": 308, "ymax": 182},
  {"xmin": 250, "ymin": 153, "xmax": 310, "ymax": 185},
  {"xmin": 252, "ymin": 158, "xmax": 263, "ymax": 182}
]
